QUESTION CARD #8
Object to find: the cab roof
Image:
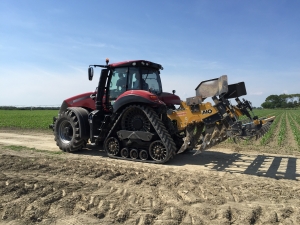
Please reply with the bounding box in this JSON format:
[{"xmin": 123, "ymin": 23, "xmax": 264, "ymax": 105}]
[{"xmin": 109, "ymin": 60, "xmax": 163, "ymax": 70}]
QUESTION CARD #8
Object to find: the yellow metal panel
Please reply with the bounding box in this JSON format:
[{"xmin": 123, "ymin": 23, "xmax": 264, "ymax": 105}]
[{"xmin": 167, "ymin": 101, "xmax": 218, "ymax": 131}]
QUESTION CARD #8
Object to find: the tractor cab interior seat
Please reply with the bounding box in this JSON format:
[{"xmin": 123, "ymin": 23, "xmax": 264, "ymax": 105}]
[{"xmin": 142, "ymin": 80, "xmax": 149, "ymax": 90}]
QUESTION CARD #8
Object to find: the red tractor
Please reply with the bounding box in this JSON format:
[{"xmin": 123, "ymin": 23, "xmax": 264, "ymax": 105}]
[
  {"xmin": 50, "ymin": 59, "xmax": 274, "ymax": 164},
  {"xmin": 51, "ymin": 59, "xmax": 182, "ymax": 163}
]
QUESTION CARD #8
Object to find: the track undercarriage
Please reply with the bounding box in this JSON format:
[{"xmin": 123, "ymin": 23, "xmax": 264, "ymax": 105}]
[{"xmin": 104, "ymin": 105, "xmax": 177, "ymax": 164}]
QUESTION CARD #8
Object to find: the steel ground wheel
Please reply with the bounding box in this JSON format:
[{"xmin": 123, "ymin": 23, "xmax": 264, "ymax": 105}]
[
  {"xmin": 130, "ymin": 149, "xmax": 138, "ymax": 159},
  {"xmin": 105, "ymin": 137, "xmax": 120, "ymax": 156},
  {"xmin": 149, "ymin": 140, "xmax": 168, "ymax": 162},
  {"xmin": 121, "ymin": 107, "xmax": 151, "ymax": 131},
  {"xmin": 121, "ymin": 148, "xmax": 129, "ymax": 158},
  {"xmin": 139, "ymin": 149, "xmax": 148, "ymax": 160}
]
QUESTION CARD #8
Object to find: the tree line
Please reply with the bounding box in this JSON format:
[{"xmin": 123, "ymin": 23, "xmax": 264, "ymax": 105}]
[{"xmin": 261, "ymin": 94, "xmax": 300, "ymax": 109}]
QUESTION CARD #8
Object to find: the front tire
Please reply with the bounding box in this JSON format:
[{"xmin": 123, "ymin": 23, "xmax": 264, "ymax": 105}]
[{"xmin": 54, "ymin": 109, "xmax": 87, "ymax": 152}]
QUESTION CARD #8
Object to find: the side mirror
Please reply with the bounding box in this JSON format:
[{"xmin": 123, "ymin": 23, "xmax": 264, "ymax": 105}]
[{"xmin": 88, "ymin": 67, "xmax": 94, "ymax": 81}]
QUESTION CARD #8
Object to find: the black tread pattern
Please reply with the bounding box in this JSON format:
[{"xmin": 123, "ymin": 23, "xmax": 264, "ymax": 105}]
[
  {"xmin": 54, "ymin": 109, "xmax": 87, "ymax": 152},
  {"xmin": 104, "ymin": 105, "xmax": 177, "ymax": 164},
  {"xmin": 142, "ymin": 106, "xmax": 177, "ymax": 161}
]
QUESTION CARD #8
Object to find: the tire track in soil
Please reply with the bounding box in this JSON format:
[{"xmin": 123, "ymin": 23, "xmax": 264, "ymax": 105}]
[
  {"xmin": 284, "ymin": 113, "xmax": 299, "ymax": 151},
  {"xmin": 288, "ymin": 113, "xmax": 300, "ymax": 150},
  {"xmin": 1, "ymin": 150, "xmax": 300, "ymax": 224}
]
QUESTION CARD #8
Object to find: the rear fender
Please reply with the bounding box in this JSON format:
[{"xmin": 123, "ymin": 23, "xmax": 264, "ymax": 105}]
[{"xmin": 113, "ymin": 93, "xmax": 166, "ymax": 113}]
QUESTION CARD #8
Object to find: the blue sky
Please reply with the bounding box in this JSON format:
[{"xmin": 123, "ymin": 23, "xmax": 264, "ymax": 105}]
[{"xmin": 0, "ymin": 0, "xmax": 299, "ymax": 107}]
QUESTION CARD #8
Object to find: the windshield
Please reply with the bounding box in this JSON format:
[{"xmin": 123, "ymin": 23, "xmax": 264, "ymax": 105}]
[
  {"xmin": 109, "ymin": 67, "xmax": 162, "ymax": 102},
  {"xmin": 140, "ymin": 68, "xmax": 162, "ymax": 95}
]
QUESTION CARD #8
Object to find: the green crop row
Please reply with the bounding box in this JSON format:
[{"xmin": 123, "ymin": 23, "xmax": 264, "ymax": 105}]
[
  {"xmin": 253, "ymin": 109, "xmax": 283, "ymax": 118},
  {"xmin": 277, "ymin": 112, "xmax": 286, "ymax": 146},
  {"xmin": 260, "ymin": 111, "xmax": 284, "ymax": 146},
  {"xmin": 0, "ymin": 110, "xmax": 58, "ymax": 130},
  {"xmin": 288, "ymin": 112, "xmax": 300, "ymax": 147},
  {"xmin": 289, "ymin": 118, "xmax": 300, "ymax": 148}
]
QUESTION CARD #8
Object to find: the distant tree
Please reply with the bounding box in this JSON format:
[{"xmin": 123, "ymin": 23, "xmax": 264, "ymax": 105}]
[
  {"xmin": 261, "ymin": 101, "xmax": 274, "ymax": 109},
  {"xmin": 261, "ymin": 93, "xmax": 300, "ymax": 109}
]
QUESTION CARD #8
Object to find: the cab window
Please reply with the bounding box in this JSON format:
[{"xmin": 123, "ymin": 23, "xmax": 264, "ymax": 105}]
[
  {"xmin": 110, "ymin": 68, "xmax": 128, "ymax": 101},
  {"xmin": 141, "ymin": 69, "xmax": 162, "ymax": 94}
]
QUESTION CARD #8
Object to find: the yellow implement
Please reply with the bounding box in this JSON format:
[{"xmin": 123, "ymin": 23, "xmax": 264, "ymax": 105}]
[{"xmin": 166, "ymin": 75, "xmax": 275, "ymax": 154}]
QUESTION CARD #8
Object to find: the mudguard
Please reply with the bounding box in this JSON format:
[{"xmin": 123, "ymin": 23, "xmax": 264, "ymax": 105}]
[{"xmin": 113, "ymin": 92, "xmax": 166, "ymax": 113}]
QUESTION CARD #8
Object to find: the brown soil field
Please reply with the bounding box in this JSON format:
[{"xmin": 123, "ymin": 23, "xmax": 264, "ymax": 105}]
[{"xmin": 1, "ymin": 129, "xmax": 300, "ymax": 225}]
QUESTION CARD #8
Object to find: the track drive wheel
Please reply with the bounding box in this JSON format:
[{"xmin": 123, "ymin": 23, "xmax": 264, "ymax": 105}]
[
  {"xmin": 54, "ymin": 109, "xmax": 87, "ymax": 152},
  {"xmin": 121, "ymin": 106, "xmax": 151, "ymax": 131},
  {"xmin": 149, "ymin": 140, "xmax": 168, "ymax": 162},
  {"xmin": 105, "ymin": 137, "xmax": 120, "ymax": 156}
]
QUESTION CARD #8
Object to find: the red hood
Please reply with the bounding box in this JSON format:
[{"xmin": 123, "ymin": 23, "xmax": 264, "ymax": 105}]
[{"xmin": 159, "ymin": 92, "xmax": 181, "ymax": 105}]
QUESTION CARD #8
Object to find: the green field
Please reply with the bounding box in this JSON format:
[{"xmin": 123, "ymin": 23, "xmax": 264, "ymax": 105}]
[
  {"xmin": 0, "ymin": 108, "xmax": 299, "ymax": 151},
  {"xmin": 222, "ymin": 109, "xmax": 300, "ymax": 153},
  {"xmin": 0, "ymin": 109, "xmax": 58, "ymax": 130}
]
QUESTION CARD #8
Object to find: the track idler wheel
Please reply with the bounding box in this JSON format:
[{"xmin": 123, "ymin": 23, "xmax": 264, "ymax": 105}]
[
  {"xmin": 139, "ymin": 150, "xmax": 148, "ymax": 160},
  {"xmin": 121, "ymin": 148, "xmax": 129, "ymax": 158},
  {"xmin": 130, "ymin": 149, "xmax": 138, "ymax": 159},
  {"xmin": 149, "ymin": 140, "xmax": 168, "ymax": 162},
  {"xmin": 105, "ymin": 137, "xmax": 120, "ymax": 156}
]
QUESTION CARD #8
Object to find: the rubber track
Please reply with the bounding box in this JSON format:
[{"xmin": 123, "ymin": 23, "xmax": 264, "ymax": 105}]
[{"xmin": 104, "ymin": 105, "xmax": 177, "ymax": 164}]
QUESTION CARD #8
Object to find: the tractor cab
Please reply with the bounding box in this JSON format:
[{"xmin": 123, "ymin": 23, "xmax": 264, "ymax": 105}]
[
  {"xmin": 88, "ymin": 60, "xmax": 166, "ymax": 110},
  {"xmin": 108, "ymin": 66, "xmax": 163, "ymax": 104},
  {"xmin": 87, "ymin": 59, "xmax": 181, "ymax": 114}
]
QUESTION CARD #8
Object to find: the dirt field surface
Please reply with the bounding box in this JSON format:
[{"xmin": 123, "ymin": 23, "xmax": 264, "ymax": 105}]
[{"xmin": 1, "ymin": 130, "xmax": 300, "ymax": 225}]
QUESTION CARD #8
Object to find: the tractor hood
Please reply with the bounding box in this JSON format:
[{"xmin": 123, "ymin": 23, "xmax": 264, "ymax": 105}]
[{"xmin": 159, "ymin": 92, "xmax": 181, "ymax": 106}]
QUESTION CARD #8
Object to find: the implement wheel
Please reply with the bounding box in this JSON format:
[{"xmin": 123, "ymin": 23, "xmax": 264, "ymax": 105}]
[{"xmin": 54, "ymin": 109, "xmax": 87, "ymax": 152}]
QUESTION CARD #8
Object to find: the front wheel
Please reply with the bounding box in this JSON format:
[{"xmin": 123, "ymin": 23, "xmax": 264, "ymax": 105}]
[{"xmin": 54, "ymin": 110, "xmax": 87, "ymax": 152}]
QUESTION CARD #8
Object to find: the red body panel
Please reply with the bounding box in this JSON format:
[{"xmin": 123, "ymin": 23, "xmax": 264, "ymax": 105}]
[
  {"xmin": 117, "ymin": 90, "xmax": 163, "ymax": 104},
  {"xmin": 159, "ymin": 92, "xmax": 181, "ymax": 105},
  {"xmin": 62, "ymin": 90, "xmax": 179, "ymax": 111},
  {"xmin": 109, "ymin": 60, "xmax": 137, "ymax": 67},
  {"xmin": 62, "ymin": 90, "xmax": 166, "ymax": 111},
  {"xmin": 64, "ymin": 92, "xmax": 96, "ymax": 110},
  {"xmin": 118, "ymin": 90, "xmax": 150, "ymax": 98}
]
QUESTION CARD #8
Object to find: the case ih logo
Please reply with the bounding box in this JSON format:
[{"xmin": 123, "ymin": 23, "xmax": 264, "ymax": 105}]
[{"xmin": 201, "ymin": 109, "xmax": 212, "ymax": 114}]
